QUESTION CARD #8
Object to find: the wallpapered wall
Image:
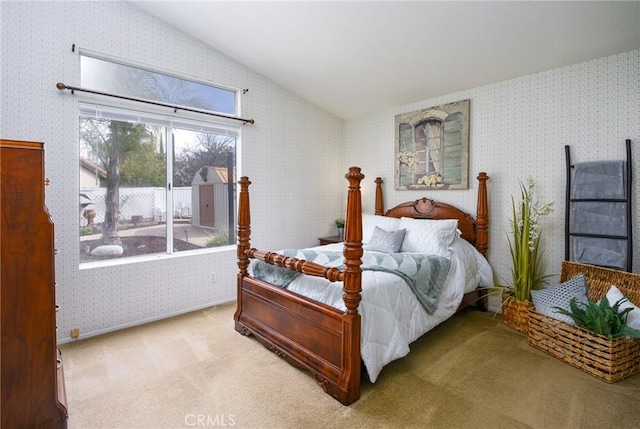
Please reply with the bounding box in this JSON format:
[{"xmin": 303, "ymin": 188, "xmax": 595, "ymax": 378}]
[
  {"xmin": 1, "ymin": 2, "xmax": 638, "ymax": 339},
  {"xmin": 0, "ymin": 2, "xmax": 344, "ymax": 341},
  {"xmin": 345, "ymin": 50, "xmax": 639, "ymax": 301}
]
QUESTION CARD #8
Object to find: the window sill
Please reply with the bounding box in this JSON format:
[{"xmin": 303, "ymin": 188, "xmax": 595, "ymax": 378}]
[{"xmin": 79, "ymin": 244, "xmax": 236, "ymax": 270}]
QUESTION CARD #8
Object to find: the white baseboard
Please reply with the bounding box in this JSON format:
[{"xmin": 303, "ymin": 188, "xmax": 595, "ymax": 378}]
[{"xmin": 57, "ymin": 298, "xmax": 236, "ymax": 344}]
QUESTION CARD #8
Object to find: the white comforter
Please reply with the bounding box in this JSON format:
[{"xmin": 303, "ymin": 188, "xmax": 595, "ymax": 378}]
[{"xmin": 248, "ymin": 237, "xmax": 493, "ymax": 383}]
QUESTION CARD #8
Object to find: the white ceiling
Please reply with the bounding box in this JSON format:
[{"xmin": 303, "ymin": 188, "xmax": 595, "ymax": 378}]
[{"xmin": 131, "ymin": 1, "xmax": 640, "ymax": 119}]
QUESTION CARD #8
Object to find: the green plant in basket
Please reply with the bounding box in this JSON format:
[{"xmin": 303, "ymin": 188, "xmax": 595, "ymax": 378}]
[
  {"xmin": 507, "ymin": 178, "xmax": 554, "ymax": 302},
  {"xmin": 554, "ymin": 296, "xmax": 640, "ymax": 339}
]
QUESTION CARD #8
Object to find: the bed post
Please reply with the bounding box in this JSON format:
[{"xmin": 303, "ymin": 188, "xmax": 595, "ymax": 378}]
[
  {"xmin": 476, "ymin": 172, "xmax": 489, "ymax": 256},
  {"xmin": 374, "ymin": 177, "xmax": 384, "ymax": 215},
  {"xmin": 234, "ymin": 176, "xmax": 252, "ymax": 329},
  {"xmin": 476, "ymin": 172, "xmax": 489, "ymax": 311},
  {"xmin": 340, "ymin": 167, "xmax": 364, "ymax": 404}
]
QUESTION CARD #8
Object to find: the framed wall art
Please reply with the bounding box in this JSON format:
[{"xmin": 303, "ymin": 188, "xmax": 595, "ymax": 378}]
[{"xmin": 395, "ymin": 99, "xmax": 470, "ymax": 190}]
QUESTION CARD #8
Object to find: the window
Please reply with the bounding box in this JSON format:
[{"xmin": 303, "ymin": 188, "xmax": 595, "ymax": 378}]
[
  {"xmin": 79, "ymin": 54, "xmax": 239, "ymax": 264},
  {"xmin": 80, "ymin": 55, "xmax": 237, "ymax": 115}
]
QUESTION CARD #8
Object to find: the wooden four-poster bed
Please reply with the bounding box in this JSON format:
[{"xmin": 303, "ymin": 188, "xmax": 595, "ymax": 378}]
[{"xmin": 234, "ymin": 167, "xmax": 489, "ymax": 405}]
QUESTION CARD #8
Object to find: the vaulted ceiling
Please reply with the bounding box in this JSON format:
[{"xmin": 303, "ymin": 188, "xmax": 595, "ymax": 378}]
[{"xmin": 131, "ymin": 1, "xmax": 640, "ymax": 119}]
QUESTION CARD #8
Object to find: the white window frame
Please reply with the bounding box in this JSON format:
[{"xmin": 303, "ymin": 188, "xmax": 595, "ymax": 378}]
[
  {"xmin": 78, "ymin": 102, "xmax": 241, "ymax": 269},
  {"xmin": 79, "ymin": 49, "xmax": 241, "ymax": 118}
]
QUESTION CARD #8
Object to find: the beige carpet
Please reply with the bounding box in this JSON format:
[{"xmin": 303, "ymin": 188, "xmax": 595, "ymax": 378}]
[{"xmin": 60, "ymin": 303, "xmax": 640, "ymax": 429}]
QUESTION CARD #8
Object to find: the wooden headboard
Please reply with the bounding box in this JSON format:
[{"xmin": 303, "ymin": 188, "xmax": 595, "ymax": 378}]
[{"xmin": 372, "ymin": 172, "xmax": 489, "ymax": 255}]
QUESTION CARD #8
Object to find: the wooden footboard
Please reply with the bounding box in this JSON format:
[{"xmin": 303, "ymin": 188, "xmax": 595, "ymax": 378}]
[
  {"xmin": 234, "ymin": 168, "xmax": 489, "ymax": 405},
  {"xmin": 235, "ymin": 277, "xmax": 360, "ymax": 404},
  {"xmin": 234, "ymin": 168, "xmax": 364, "ymax": 405}
]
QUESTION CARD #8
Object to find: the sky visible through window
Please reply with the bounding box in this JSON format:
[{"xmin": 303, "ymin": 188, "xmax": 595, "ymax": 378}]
[{"xmin": 80, "ymin": 55, "xmax": 236, "ymax": 115}]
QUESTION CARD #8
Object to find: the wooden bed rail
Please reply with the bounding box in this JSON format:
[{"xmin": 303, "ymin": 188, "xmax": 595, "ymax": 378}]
[
  {"xmin": 236, "ymin": 167, "xmax": 364, "ymax": 288},
  {"xmin": 246, "ymin": 249, "xmax": 344, "ymax": 282}
]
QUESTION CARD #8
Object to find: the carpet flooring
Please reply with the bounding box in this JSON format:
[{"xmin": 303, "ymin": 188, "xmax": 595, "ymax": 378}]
[{"xmin": 60, "ymin": 303, "xmax": 640, "ymax": 429}]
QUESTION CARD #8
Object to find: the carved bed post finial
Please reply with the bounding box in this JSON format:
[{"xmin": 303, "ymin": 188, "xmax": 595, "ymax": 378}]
[
  {"xmin": 476, "ymin": 172, "xmax": 489, "ymax": 256},
  {"xmin": 374, "ymin": 177, "xmax": 384, "ymax": 215},
  {"xmin": 343, "ymin": 167, "xmax": 364, "ymax": 315},
  {"xmin": 234, "ymin": 176, "xmax": 252, "ymax": 323},
  {"xmin": 237, "ymin": 176, "xmax": 252, "ymax": 274}
]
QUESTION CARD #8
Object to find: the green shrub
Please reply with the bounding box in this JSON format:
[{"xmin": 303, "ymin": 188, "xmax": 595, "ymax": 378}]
[
  {"xmin": 80, "ymin": 226, "xmax": 94, "ymax": 236},
  {"xmin": 554, "ymin": 296, "xmax": 640, "ymax": 339},
  {"xmin": 205, "ymin": 232, "xmax": 229, "ymax": 247}
]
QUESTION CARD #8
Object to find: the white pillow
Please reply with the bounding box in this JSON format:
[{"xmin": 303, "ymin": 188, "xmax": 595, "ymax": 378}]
[
  {"xmin": 361, "ymin": 214, "xmax": 401, "ymax": 244},
  {"xmin": 398, "ymin": 217, "xmax": 458, "ymax": 256},
  {"xmin": 531, "ymin": 274, "xmax": 588, "ymax": 325},
  {"xmin": 364, "ymin": 226, "xmax": 406, "ymax": 253},
  {"xmin": 605, "ymin": 285, "xmax": 640, "ymax": 330}
]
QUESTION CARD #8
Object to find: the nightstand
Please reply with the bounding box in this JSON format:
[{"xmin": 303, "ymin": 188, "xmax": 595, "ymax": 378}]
[{"xmin": 318, "ymin": 236, "xmax": 342, "ymax": 246}]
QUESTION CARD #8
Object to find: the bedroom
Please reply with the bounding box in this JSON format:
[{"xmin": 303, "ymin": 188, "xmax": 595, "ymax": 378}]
[{"xmin": 1, "ymin": 0, "xmax": 639, "ymax": 427}]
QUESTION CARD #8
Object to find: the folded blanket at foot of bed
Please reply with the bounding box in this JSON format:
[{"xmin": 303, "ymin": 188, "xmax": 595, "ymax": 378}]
[{"xmin": 251, "ymin": 249, "xmax": 451, "ymax": 315}]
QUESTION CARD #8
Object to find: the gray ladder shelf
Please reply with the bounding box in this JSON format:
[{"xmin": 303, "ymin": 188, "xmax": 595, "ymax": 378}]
[{"xmin": 564, "ymin": 139, "xmax": 633, "ymax": 272}]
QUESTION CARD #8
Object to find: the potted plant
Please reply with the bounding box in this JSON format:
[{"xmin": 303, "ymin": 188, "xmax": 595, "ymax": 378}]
[
  {"xmin": 527, "ymin": 295, "xmax": 640, "ymax": 382},
  {"xmin": 554, "ymin": 296, "xmax": 640, "ymax": 339},
  {"xmin": 501, "ymin": 178, "xmax": 554, "ymax": 333},
  {"xmin": 335, "ymin": 218, "xmax": 345, "ymax": 240}
]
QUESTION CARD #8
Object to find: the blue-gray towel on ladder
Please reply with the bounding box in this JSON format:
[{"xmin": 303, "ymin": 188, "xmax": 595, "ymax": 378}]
[{"xmin": 571, "ymin": 160, "xmax": 627, "ymax": 269}]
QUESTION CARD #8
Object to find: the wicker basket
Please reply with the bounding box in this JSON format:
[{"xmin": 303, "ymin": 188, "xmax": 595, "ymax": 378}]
[
  {"xmin": 528, "ymin": 261, "xmax": 640, "ymax": 382},
  {"xmin": 502, "ymin": 292, "xmax": 534, "ymax": 334}
]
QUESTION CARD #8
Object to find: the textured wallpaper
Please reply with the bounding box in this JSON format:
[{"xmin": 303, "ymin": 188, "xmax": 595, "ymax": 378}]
[
  {"xmin": 1, "ymin": 1, "xmax": 638, "ymax": 338},
  {"xmin": 346, "ymin": 50, "xmax": 639, "ymax": 304},
  {"xmin": 1, "ymin": 1, "xmax": 344, "ymax": 341}
]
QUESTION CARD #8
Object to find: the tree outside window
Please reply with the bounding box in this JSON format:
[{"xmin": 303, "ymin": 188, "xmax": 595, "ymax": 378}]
[{"xmin": 78, "ymin": 54, "xmax": 239, "ymax": 263}]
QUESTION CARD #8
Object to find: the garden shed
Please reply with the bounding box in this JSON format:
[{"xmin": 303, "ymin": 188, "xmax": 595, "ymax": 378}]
[{"xmin": 190, "ymin": 166, "xmax": 235, "ymax": 231}]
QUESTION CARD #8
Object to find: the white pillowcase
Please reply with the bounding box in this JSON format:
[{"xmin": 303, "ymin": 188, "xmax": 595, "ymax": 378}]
[
  {"xmin": 605, "ymin": 285, "xmax": 640, "ymax": 330},
  {"xmin": 361, "ymin": 214, "xmax": 401, "ymax": 244},
  {"xmin": 364, "ymin": 226, "xmax": 406, "ymax": 253},
  {"xmin": 398, "ymin": 217, "xmax": 458, "ymax": 256}
]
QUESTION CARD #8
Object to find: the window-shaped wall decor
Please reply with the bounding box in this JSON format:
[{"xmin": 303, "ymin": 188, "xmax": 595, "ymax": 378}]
[{"xmin": 395, "ymin": 99, "xmax": 470, "ymax": 190}]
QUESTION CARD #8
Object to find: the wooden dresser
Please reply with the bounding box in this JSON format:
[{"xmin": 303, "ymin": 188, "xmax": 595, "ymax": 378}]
[{"xmin": 1, "ymin": 139, "xmax": 68, "ymax": 428}]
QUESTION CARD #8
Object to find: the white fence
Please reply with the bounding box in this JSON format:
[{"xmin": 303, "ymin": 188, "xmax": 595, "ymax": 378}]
[{"xmin": 80, "ymin": 187, "xmax": 192, "ymax": 226}]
